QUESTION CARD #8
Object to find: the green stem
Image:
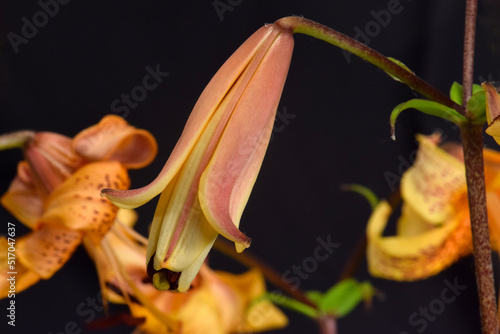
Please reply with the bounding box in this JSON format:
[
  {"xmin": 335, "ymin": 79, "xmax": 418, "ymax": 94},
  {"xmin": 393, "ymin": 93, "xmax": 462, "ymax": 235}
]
[
  {"xmin": 460, "ymin": 124, "xmax": 499, "ymax": 334},
  {"xmin": 275, "ymin": 16, "xmax": 465, "ymax": 116},
  {"xmin": 0, "ymin": 130, "xmax": 35, "ymax": 150}
]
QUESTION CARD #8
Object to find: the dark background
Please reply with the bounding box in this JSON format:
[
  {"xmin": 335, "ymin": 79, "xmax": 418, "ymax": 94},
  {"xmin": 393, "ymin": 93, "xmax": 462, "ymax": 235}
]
[{"xmin": 1, "ymin": 0, "xmax": 500, "ymax": 333}]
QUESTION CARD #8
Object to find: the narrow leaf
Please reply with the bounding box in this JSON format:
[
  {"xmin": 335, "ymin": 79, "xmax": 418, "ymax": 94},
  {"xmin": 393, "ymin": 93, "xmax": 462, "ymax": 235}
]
[
  {"xmin": 319, "ymin": 279, "xmax": 364, "ymax": 317},
  {"xmin": 264, "ymin": 292, "xmax": 318, "ymax": 318},
  {"xmin": 390, "ymin": 99, "xmax": 467, "ymax": 140}
]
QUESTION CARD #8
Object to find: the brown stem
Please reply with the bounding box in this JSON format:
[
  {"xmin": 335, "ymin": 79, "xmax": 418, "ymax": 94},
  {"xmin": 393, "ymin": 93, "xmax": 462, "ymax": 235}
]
[
  {"xmin": 460, "ymin": 123, "xmax": 499, "ymax": 334},
  {"xmin": 317, "ymin": 315, "xmax": 337, "ymax": 334},
  {"xmin": 213, "ymin": 238, "xmax": 317, "ymax": 308},
  {"xmin": 462, "ymin": 0, "xmax": 478, "ymax": 109},
  {"xmin": 275, "ymin": 16, "xmax": 465, "ymax": 116}
]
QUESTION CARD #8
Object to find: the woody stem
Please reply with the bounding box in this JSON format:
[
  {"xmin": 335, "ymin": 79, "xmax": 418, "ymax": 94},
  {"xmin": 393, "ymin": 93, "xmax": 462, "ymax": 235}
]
[{"xmin": 460, "ymin": 123, "xmax": 498, "ymax": 334}]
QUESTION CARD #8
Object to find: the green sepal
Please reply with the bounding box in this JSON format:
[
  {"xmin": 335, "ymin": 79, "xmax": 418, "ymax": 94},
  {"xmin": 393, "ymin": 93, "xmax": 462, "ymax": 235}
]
[
  {"xmin": 390, "ymin": 99, "xmax": 467, "ymax": 140},
  {"xmin": 314, "ymin": 279, "xmax": 375, "ymax": 318},
  {"xmin": 262, "ymin": 292, "xmax": 318, "ymax": 319}
]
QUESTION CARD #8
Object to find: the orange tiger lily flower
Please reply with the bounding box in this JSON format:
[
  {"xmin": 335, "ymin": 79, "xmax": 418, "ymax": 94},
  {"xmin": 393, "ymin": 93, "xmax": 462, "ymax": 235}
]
[
  {"xmin": 102, "ymin": 23, "xmax": 294, "ymax": 291},
  {"xmin": 0, "ymin": 115, "xmax": 157, "ymax": 297},
  {"xmin": 367, "ymin": 134, "xmax": 500, "ymax": 280}
]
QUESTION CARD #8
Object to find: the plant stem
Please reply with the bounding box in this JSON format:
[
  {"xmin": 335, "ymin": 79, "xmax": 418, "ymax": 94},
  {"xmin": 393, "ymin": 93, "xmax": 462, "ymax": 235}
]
[
  {"xmin": 462, "ymin": 0, "xmax": 478, "ymax": 109},
  {"xmin": 213, "ymin": 238, "xmax": 316, "ymax": 308},
  {"xmin": 317, "ymin": 315, "xmax": 337, "ymax": 334},
  {"xmin": 461, "ymin": 1, "xmax": 498, "ymax": 333},
  {"xmin": 460, "ymin": 123, "xmax": 499, "ymax": 334},
  {"xmin": 275, "ymin": 16, "xmax": 465, "ymax": 116}
]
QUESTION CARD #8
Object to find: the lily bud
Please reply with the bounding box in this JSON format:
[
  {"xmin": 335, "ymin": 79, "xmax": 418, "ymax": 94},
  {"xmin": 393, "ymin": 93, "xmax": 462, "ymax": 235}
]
[{"xmin": 102, "ymin": 23, "xmax": 294, "ymax": 291}]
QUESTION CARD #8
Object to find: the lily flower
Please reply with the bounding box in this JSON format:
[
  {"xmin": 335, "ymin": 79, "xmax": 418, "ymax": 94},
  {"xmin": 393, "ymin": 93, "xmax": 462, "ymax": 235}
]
[
  {"xmin": 102, "ymin": 23, "xmax": 294, "ymax": 291},
  {"xmin": 366, "ymin": 134, "xmax": 500, "ymax": 280},
  {"xmin": 85, "ymin": 212, "xmax": 288, "ymax": 333},
  {"xmin": 0, "ymin": 115, "xmax": 157, "ymax": 297}
]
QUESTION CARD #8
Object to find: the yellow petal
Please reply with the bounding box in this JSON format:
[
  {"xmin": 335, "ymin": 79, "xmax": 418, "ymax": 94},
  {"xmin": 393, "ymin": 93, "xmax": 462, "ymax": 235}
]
[
  {"xmin": 367, "ymin": 200, "xmax": 472, "ymax": 280},
  {"xmin": 216, "ymin": 268, "xmax": 288, "ymax": 332},
  {"xmin": 16, "ymin": 225, "xmax": 82, "ymax": 279},
  {"xmin": 73, "ymin": 115, "xmax": 158, "ymax": 169},
  {"xmin": 41, "ymin": 161, "xmax": 130, "ymax": 242},
  {"xmin": 401, "ymin": 134, "xmax": 466, "ymax": 225}
]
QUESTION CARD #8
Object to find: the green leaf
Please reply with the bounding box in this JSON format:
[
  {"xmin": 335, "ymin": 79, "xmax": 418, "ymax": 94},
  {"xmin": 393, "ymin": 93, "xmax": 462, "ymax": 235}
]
[
  {"xmin": 450, "ymin": 82, "xmax": 463, "ymax": 105},
  {"xmin": 467, "ymin": 90, "xmax": 486, "ymax": 124},
  {"xmin": 306, "ymin": 290, "xmax": 324, "ymax": 305},
  {"xmin": 340, "ymin": 184, "xmax": 379, "ymax": 211},
  {"xmin": 264, "ymin": 292, "xmax": 318, "ymax": 319},
  {"xmin": 449, "ymin": 82, "xmax": 483, "ymax": 106},
  {"xmin": 317, "ymin": 279, "xmax": 374, "ymax": 318},
  {"xmin": 390, "ymin": 99, "xmax": 467, "ymax": 140}
]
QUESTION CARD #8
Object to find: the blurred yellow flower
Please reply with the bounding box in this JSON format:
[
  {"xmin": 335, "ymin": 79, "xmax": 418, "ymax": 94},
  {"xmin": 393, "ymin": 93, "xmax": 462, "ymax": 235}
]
[
  {"xmin": 86, "ymin": 210, "xmax": 288, "ymax": 334},
  {"xmin": 367, "ymin": 134, "xmax": 500, "ymax": 280}
]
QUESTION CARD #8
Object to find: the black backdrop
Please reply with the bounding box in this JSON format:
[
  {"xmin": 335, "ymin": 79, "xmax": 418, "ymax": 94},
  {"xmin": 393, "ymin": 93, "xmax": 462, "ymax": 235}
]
[{"xmin": 1, "ymin": 1, "xmax": 500, "ymax": 333}]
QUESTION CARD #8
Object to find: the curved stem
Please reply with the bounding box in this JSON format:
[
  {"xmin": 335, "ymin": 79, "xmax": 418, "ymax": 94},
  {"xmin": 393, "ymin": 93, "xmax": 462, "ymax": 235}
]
[{"xmin": 275, "ymin": 16, "xmax": 465, "ymax": 116}]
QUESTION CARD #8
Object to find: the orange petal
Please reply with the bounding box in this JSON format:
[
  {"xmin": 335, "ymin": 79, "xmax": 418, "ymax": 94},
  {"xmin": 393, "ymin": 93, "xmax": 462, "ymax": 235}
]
[
  {"xmin": 1, "ymin": 162, "xmax": 44, "ymax": 229},
  {"xmin": 41, "ymin": 161, "xmax": 130, "ymax": 242},
  {"xmin": 73, "ymin": 115, "xmax": 158, "ymax": 169},
  {"xmin": 16, "ymin": 225, "xmax": 82, "ymax": 279},
  {"xmin": 199, "ymin": 25, "xmax": 294, "ymax": 251},
  {"xmin": 0, "ymin": 237, "xmax": 40, "ymax": 298}
]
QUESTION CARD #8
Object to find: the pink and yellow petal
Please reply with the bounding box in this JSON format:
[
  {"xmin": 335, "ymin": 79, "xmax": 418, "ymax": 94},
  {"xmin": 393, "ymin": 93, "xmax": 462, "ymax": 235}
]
[
  {"xmin": 199, "ymin": 27, "xmax": 294, "ymax": 251},
  {"xmin": 367, "ymin": 200, "xmax": 472, "ymax": 281},
  {"xmin": 102, "ymin": 27, "xmax": 277, "ymax": 210},
  {"xmin": 73, "ymin": 115, "xmax": 158, "ymax": 169}
]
